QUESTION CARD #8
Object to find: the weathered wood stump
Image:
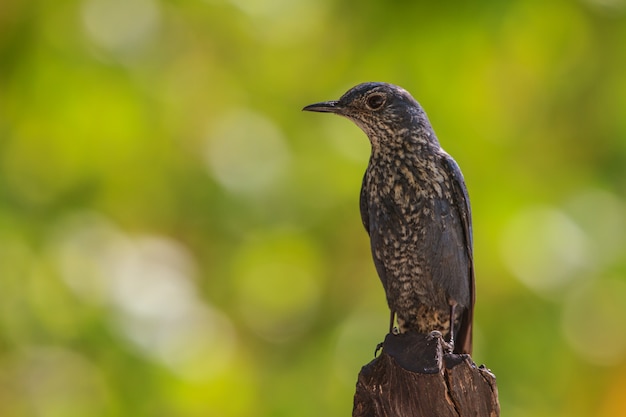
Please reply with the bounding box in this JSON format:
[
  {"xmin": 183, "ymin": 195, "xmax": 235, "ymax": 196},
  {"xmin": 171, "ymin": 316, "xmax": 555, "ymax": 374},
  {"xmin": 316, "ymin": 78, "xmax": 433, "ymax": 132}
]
[{"xmin": 353, "ymin": 332, "xmax": 499, "ymax": 417}]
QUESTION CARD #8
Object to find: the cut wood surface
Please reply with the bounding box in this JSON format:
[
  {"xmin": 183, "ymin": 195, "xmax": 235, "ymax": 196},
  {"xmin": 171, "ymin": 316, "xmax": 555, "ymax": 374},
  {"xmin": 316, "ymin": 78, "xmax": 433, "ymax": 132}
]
[{"xmin": 353, "ymin": 332, "xmax": 500, "ymax": 417}]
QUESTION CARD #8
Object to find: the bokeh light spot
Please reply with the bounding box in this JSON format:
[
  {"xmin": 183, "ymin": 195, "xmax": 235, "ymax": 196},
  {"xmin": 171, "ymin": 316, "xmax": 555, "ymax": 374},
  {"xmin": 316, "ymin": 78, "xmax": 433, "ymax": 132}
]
[
  {"xmin": 81, "ymin": 0, "xmax": 160, "ymax": 54},
  {"xmin": 565, "ymin": 189, "xmax": 626, "ymax": 268},
  {"xmin": 205, "ymin": 109, "xmax": 291, "ymax": 196},
  {"xmin": 500, "ymin": 206, "xmax": 589, "ymax": 293},
  {"xmin": 562, "ymin": 278, "xmax": 626, "ymax": 365},
  {"xmin": 49, "ymin": 212, "xmax": 237, "ymax": 379},
  {"xmin": 583, "ymin": 0, "xmax": 626, "ymax": 14}
]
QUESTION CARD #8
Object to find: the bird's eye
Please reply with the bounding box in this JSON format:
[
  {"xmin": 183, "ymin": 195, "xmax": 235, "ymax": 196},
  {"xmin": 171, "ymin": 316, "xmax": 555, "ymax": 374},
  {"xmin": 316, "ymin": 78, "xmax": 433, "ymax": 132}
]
[{"xmin": 366, "ymin": 94, "xmax": 385, "ymax": 110}]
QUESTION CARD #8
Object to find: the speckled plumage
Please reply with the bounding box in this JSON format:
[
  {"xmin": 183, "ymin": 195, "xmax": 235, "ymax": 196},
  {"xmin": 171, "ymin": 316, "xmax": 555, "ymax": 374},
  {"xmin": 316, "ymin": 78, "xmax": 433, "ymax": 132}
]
[{"xmin": 303, "ymin": 82, "xmax": 474, "ymax": 354}]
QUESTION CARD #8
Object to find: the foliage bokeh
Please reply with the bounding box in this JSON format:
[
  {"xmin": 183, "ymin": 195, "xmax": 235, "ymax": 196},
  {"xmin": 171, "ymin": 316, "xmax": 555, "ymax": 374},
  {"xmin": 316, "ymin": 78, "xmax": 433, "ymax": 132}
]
[{"xmin": 1, "ymin": 0, "xmax": 626, "ymax": 416}]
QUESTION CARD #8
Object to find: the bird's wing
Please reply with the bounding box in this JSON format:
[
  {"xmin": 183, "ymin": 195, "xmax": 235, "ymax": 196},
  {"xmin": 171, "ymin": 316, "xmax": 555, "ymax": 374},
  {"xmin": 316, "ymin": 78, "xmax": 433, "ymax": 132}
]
[
  {"xmin": 359, "ymin": 172, "xmax": 370, "ymax": 234},
  {"xmin": 437, "ymin": 153, "xmax": 474, "ymax": 354},
  {"xmin": 361, "ymin": 171, "xmax": 393, "ymax": 298}
]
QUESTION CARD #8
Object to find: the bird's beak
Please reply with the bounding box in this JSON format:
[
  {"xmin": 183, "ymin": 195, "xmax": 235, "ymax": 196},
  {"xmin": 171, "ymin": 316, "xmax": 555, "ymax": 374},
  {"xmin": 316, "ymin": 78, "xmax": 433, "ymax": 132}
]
[{"xmin": 302, "ymin": 100, "xmax": 342, "ymax": 113}]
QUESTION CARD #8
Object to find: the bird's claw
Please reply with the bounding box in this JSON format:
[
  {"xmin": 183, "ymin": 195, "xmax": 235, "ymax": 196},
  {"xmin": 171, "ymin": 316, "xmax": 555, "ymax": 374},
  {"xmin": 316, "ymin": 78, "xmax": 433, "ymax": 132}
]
[
  {"xmin": 427, "ymin": 330, "xmax": 454, "ymax": 354},
  {"xmin": 374, "ymin": 342, "xmax": 384, "ymax": 357},
  {"xmin": 427, "ymin": 330, "xmax": 443, "ymax": 341}
]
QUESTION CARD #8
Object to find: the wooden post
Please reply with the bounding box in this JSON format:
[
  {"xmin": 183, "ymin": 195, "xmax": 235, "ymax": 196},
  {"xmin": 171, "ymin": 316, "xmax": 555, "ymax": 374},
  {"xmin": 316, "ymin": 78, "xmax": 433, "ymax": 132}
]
[{"xmin": 353, "ymin": 331, "xmax": 500, "ymax": 417}]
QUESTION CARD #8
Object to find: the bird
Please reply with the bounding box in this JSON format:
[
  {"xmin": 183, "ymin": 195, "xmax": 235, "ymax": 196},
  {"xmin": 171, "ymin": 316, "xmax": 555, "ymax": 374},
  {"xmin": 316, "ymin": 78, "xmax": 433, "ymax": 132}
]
[{"xmin": 303, "ymin": 82, "xmax": 474, "ymax": 354}]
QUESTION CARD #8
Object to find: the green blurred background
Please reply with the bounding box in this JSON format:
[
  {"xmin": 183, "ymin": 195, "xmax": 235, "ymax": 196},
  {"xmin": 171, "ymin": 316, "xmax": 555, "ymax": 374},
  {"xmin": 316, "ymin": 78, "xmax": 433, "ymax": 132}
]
[{"xmin": 1, "ymin": 0, "xmax": 626, "ymax": 416}]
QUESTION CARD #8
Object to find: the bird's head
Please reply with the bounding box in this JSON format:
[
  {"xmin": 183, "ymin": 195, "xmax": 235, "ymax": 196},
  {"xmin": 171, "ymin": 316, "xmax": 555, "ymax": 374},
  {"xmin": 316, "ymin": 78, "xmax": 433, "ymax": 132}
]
[{"xmin": 303, "ymin": 82, "xmax": 436, "ymax": 148}]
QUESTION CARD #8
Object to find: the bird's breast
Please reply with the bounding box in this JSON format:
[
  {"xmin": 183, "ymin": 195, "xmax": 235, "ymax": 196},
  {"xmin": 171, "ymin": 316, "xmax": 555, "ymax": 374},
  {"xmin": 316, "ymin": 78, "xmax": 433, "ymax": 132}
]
[{"xmin": 366, "ymin": 154, "xmax": 446, "ymax": 211}]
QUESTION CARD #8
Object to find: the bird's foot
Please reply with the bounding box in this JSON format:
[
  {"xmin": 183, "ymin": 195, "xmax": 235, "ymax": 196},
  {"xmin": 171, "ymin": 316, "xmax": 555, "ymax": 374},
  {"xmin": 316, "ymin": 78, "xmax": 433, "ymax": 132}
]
[
  {"xmin": 374, "ymin": 342, "xmax": 384, "ymax": 357},
  {"xmin": 427, "ymin": 330, "xmax": 454, "ymax": 354},
  {"xmin": 427, "ymin": 330, "xmax": 443, "ymax": 341}
]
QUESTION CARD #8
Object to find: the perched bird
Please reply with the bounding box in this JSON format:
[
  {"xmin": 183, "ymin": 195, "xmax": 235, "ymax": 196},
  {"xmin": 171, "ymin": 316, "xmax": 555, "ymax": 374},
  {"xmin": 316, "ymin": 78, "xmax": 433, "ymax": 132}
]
[{"xmin": 303, "ymin": 82, "xmax": 474, "ymax": 354}]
